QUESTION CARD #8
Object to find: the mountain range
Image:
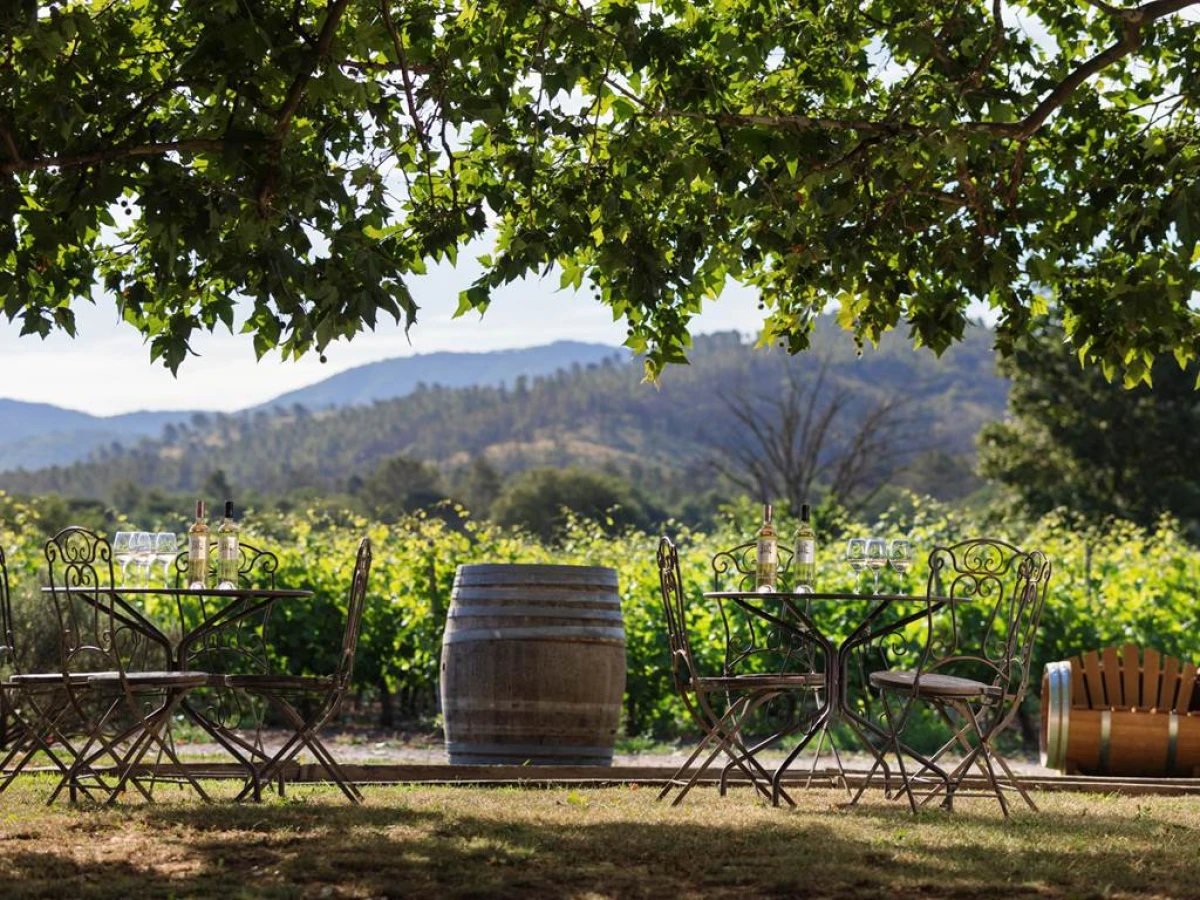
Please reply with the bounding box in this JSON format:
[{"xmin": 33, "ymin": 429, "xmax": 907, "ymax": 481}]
[
  {"xmin": 0, "ymin": 324, "xmax": 1010, "ymax": 505},
  {"xmin": 0, "ymin": 341, "xmax": 621, "ymax": 473}
]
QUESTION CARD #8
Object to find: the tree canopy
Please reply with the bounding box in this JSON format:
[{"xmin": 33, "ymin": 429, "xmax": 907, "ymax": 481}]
[{"xmin": 2, "ymin": 1, "xmax": 1198, "ymax": 378}]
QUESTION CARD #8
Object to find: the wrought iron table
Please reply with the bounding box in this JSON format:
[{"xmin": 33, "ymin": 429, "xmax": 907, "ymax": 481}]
[{"xmin": 703, "ymin": 590, "xmax": 956, "ymax": 805}]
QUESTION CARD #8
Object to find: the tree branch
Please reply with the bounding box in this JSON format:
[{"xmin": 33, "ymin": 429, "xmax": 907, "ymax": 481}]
[
  {"xmin": 655, "ymin": 0, "xmax": 1199, "ymax": 143},
  {"xmin": 0, "ymin": 139, "xmax": 237, "ymax": 175},
  {"xmin": 274, "ymin": 0, "xmax": 351, "ymax": 142}
]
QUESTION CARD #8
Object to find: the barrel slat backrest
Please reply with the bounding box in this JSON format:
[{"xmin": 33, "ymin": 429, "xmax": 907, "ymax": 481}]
[
  {"xmin": 1144, "ymin": 647, "xmax": 1162, "ymax": 711},
  {"xmin": 1080, "ymin": 650, "xmax": 1102, "ymax": 708},
  {"xmin": 1179, "ymin": 662, "xmax": 1197, "ymax": 712},
  {"xmin": 1162, "ymin": 656, "xmax": 1180, "ymax": 710},
  {"xmin": 1101, "ymin": 646, "xmax": 1121, "ymax": 707},
  {"xmin": 1070, "ymin": 659, "xmax": 1086, "ymax": 710},
  {"xmin": 1122, "ymin": 644, "xmax": 1140, "ymax": 708},
  {"xmin": 1070, "ymin": 646, "xmax": 1197, "ymax": 712}
]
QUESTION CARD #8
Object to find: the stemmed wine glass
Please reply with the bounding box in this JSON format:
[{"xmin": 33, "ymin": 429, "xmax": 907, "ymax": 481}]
[
  {"xmin": 112, "ymin": 531, "xmax": 135, "ymax": 585},
  {"xmin": 844, "ymin": 538, "xmax": 867, "ymax": 593},
  {"xmin": 889, "ymin": 538, "xmax": 913, "ymax": 592},
  {"xmin": 154, "ymin": 532, "xmax": 181, "ymax": 587},
  {"xmin": 864, "ymin": 537, "xmax": 888, "ymax": 593},
  {"xmin": 130, "ymin": 532, "xmax": 155, "ymax": 587}
]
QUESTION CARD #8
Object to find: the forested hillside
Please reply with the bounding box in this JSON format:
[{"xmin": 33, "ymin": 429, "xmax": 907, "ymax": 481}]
[{"xmin": 0, "ymin": 325, "xmax": 1007, "ymax": 512}]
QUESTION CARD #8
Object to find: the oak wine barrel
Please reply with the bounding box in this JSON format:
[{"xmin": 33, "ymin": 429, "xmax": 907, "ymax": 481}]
[
  {"xmin": 1041, "ymin": 659, "xmax": 1200, "ymax": 777},
  {"xmin": 439, "ymin": 564, "xmax": 626, "ymax": 765}
]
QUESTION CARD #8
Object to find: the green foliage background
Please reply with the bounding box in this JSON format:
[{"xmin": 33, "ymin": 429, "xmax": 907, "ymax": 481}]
[{"xmin": 3, "ymin": 490, "xmax": 1200, "ymax": 739}]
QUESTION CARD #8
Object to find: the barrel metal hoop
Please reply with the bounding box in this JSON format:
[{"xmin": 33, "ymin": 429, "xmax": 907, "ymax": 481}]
[
  {"xmin": 446, "ymin": 741, "xmax": 615, "ymax": 757},
  {"xmin": 1167, "ymin": 711, "xmax": 1180, "ymax": 774},
  {"xmin": 448, "ymin": 605, "xmax": 625, "ymax": 622},
  {"xmin": 1041, "ymin": 660, "xmax": 1072, "ymax": 771},
  {"xmin": 1099, "ymin": 708, "xmax": 1112, "ymax": 772},
  {"xmin": 443, "ymin": 626, "xmax": 627, "ymax": 644}
]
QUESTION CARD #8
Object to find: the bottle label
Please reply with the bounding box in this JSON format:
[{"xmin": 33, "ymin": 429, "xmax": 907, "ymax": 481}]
[
  {"xmin": 189, "ymin": 534, "xmax": 208, "ymax": 559},
  {"xmin": 756, "ymin": 538, "xmax": 777, "ymax": 564},
  {"xmin": 218, "ymin": 535, "xmax": 238, "ymax": 561},
  {"xmin": 797, "ymin": 539, "xmax": 815, "ymax": 565}
]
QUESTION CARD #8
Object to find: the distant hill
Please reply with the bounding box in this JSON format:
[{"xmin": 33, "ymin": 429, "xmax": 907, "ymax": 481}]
[
  {"xmin": 0, "ymin": 341, "xmax": 622, "ymax": 472},
  {"xmin": 0, "ymin": 324, "xmax": 1010, "ymax": 503},
  {"xmin": 0, "ymin": 403, "xmax": 201, "ymax": 472},
  {"xmin": 261, "ymin": 341, "xmax": 623, "ymax": 410}
]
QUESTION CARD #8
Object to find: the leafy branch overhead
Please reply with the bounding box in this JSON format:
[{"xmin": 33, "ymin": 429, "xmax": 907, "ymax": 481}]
[{"xmin": 1, "ymin": 0, "xmax": 1197, "ymax": 380}]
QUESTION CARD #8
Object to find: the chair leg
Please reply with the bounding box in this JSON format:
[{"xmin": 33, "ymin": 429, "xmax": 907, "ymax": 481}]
[
  {"xmin": 660, "ymin": 695, "xmax": 785, "ymax": 806},
  {"xmin": 104, "ymin": 692, "xmax": 211, "ymax": 805}
]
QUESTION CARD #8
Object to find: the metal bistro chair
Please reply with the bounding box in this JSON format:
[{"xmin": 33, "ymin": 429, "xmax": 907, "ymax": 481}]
[
  {"xmin": 0, "ymin": 544, "xmax": 79, "ymax": 792},
  {"xmin": 227, "ymin": 537, "xmax": 372, "ymax": 804},
  {"xmin": 656, "ymin": 536, "xmax": 824, "ymax": 806},
  {"xmin": 863, "ymin": 538, "xmax": 1051, "ymax": 816},
  {"xmin": 39, "ymin": 527, "xmax": 211, "ymax": 803}
]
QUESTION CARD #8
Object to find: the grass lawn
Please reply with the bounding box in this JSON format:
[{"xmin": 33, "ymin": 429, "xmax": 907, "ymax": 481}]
[{"xmin": 1, "ymin": 777, "xmax": 1198, "ymax": 899}]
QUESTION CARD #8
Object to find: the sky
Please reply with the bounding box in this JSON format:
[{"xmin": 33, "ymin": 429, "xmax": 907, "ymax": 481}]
[{"xmin": 0, "ymin": 257, "xmax": 768, "ymax": 417}]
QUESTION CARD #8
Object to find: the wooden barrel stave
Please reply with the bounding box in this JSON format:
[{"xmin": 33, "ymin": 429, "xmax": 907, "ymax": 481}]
[{"xmin": 440, "ymin": 564, "xmax": 626, "ymax": 766}]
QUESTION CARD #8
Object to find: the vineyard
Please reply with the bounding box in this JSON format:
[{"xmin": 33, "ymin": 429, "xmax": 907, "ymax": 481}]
[{"xmin": 3, "ymin": 490, "xmax": 1199, "ymax": 742}]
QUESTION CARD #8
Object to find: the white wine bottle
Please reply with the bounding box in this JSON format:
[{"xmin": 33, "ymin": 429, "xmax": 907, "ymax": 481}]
[
  {"xmin": 793, "ymin": 503, "xmax": 816, "ymax": 592},
  {"xmin": 216, "ymin": 500, "xmax": 239, "ymax": 590},
  {"xmin": 187, "ymin": 500, "xmax": 210, "ymax": 589},
  {"xmin": 755, "ymin": 503, "xmax": 778, "ymax": 592}
]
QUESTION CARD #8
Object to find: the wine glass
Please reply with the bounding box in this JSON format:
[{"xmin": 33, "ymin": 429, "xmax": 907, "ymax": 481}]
[
  {"xmin": 889, "ymin": 538, "xmax": 913, "ymax": 593},
  {"xmin": 844, "ymin": 538, "xmax": 867, "ymax": 593},
  {"xmin": 865, "ymin": 537, "xmax": 888, "ymax": 593},
  {"xmin": 112, "ymin": 531, "xmax": 135, "ymax": 585},
  {"xmin": 154, "ymin": 532, "xmax": 181, "ymax": 587},
  {"xmin": 130, "ymin": 532, "xmax": 155, "ymax": 587}
]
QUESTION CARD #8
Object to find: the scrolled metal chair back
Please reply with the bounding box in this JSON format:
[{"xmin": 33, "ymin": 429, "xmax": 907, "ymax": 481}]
[
  {"xmin": 710, "ymin": 541, "xmax": 808, "ymax": 676},
  {"xmin": 923, "ymin": 538, "xmax": 1052, "ymax": 702},
  {"xmin": 44, "ymin": 526, "xmax": 157, "ymax": 674},
  {"xmin": 710, "ymin": 541, "xmax": 795, "ymax": 594},
  {"xmin": 657, "ymin": 536, "xmax": 699, "ymax": 695}
]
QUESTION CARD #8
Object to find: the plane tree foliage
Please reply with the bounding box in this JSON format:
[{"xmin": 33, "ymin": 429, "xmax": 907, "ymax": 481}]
[{"xmin": 1, "ymin": 0, "xmax": 1198, "ymax": 379}]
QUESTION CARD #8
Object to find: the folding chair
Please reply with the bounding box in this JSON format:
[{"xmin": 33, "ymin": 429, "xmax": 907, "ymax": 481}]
[
  {"xmin": 38, "ymin": 527, "xmax": 211, "ymax": 804},
  {"xmin": 228, "ymin": 537, "xmax": 372, "ymax": 804},
  {"xmin": 656, "ymin": 536, "xmax": 824, "ymax": 806},
  {"xmin": 863, "ymin": 538, "xmax": 1051, "ymax": 816}
]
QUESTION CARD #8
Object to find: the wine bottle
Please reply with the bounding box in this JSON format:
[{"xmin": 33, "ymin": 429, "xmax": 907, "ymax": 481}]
[
  {"xmin": 187, "ymin": 500, "xmax": 210, "ymax": 589},
  {"xmin": 216, "ymin": 500, "xmax": 239, "ymax": 590},
  {"xmin": 793, "ymin": 503, "xmax": 816, "ymax": 592},
  {"xmin": 755, "ymin": 503, "xmax": 778, "ymax": 592}
]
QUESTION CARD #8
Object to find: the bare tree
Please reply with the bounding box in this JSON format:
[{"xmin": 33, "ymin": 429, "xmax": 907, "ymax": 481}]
[{"xmin": 707, "ymin": 357, "xmax": 916, "ymax": 515}]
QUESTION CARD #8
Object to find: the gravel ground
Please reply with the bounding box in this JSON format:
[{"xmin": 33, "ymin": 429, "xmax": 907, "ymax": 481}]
[{"xmin": 175, "ymin": 728, "xmax": 1056, "ymax": 776}]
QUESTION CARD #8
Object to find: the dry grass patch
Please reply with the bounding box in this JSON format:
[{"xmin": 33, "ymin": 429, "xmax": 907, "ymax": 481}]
[{"xmin": 1, "ymin": 777, "xmax": 1198, "ymax": 898}]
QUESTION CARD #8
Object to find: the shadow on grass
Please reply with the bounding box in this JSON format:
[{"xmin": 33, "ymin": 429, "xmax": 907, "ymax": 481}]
[{"xmin": 3, "ymin": 790, "xmax": 1199, "ymax": 899}]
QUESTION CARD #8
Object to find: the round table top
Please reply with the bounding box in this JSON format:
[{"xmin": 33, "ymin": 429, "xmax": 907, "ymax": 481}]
[
  {"xmin": 703, "ymin": 590, "xmax": 951, "ymax": 603},
  {"xmin": 42, "ymin": 586, "xmax": 313, "ymax": 599}
]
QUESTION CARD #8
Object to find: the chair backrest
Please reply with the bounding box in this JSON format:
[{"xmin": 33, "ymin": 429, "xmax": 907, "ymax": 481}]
[
  {"xmin": 657, "ymin": 536, "xmax": 699, "ymax": 695},
  {"xmin": 0, "ymin": 545, "xmax": 13, "ymax": 671},
  {"xmin": 1066, "ymin": 644, "xmax": 1197, "ymax": 713},
  {"xmin": 44, "ymin": 526, "xmax": 162, "ymax": 674},
  {"xmin": 711, "ymin": 541, "xmax": 795, "ymax": 593},
  {"xmin": 174, "ymin": 541, "xmax": 279, "ymax": 589},
  {"xmin": 334, "ymin": 537, "xmax": 372, "ymax": 689},
  {"xmin": 923, "ymin": 538, "xmax": 1052, "ymax": 705}
]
